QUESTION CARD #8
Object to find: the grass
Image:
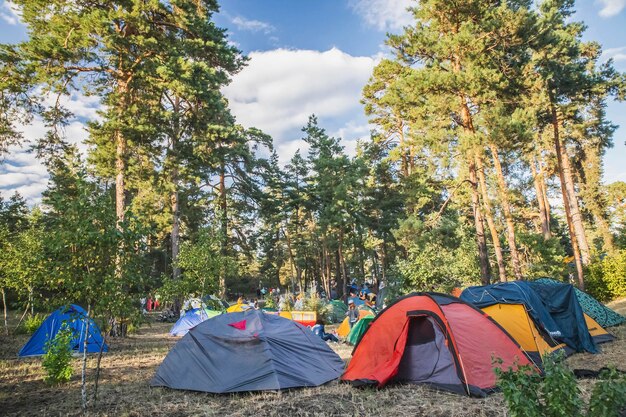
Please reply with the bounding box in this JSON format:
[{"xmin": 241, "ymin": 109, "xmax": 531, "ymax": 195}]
[{"xmin": 0, "ymin": 299, "xmax": 624, "ymax": 417}]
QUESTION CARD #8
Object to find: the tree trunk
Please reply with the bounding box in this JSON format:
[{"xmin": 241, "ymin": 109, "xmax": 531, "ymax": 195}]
[
  {"xmin": 489, "ymin": 144, "xmax": 522, "ymax": 280},
  {"xmin": 81, "ymin": 304, "xmax": 91, "ymax": 411},
  {"xmin": 459, "ymin": 95, "xmax": 491, "ymax": 284},
  {"xmin": 170, "ymin": 97, "xmax": 182, "ymax": 281},
  {"xmin": 2, "ymin": 288, "xmax": 7, "ymax": 336},
  {"xmin": 218, "ymin": 163, "xmax": 227, "ymax": 298},
  {"xmin": 550, "ymin": 101, "xmax": 591, "ymax": 265},
  {"xmin": 551, "ymin": 102, "xmax": 585, "ymax": 289},
  {"xmin": 338, "ymin": 232, "xmax": 348, "ymax": 301},
  {"xmin": 475, "ymin": 152, "xmax": 506, "ymax": 282},
  {"xmin": 171, "ymin": 176, "xmax": 181, "ymax": 280},
  {"xmin": 530, "ymin": 157, "xmax": 551, "ymax": 240}
]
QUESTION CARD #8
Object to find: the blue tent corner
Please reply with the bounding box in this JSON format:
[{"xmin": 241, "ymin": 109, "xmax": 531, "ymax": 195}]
[{"xmin": 18, "ymin": 304, "xmax": 108, "ymax": 357}]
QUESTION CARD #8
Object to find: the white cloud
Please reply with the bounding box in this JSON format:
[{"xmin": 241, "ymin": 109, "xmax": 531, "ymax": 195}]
[
  {"xmin": 231, "ymin": 16, "xmax": 275, "ymax": 34},
  {"xmin": 0, "ymin": 92, "xmax": 97, "ymax": 204},
  {"xmin": 349, "ymin": 0, "xmax": 414, "ymax": 31},
  {"xmin": 0, "ymin": 1, "xmax": 21, "ymax": 25},
  {"xmin": 601, "ymin": 46, "xmax": 626, "ymax": 63},
  {"xmin": 597, "ymin": 0, "xmax": 626, "ymax": 17},
  {"xmin": 224, "ymin": 48, "xmax": 376, "ymax": 162}
]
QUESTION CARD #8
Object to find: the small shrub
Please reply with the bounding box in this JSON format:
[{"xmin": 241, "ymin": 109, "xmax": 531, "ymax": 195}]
[
  {"xmin": 495, "ymin": 355, "xmax": 626, "ymax": 417},
  {"xmin": 540, "ymin": 354, "xmax": 582, "ymax": 417},
  {"xmin": 14, "ymin": 313, "xmax": 45, "ymax": 335},
  {"xmin": 24, "ymin": 314, "xmax": 44, "ymax": 334},
  {"xmin": 587, "ymin": 367, "xmax": 626, "ymax": 417},
  {"xmin": 42, "ymin": 327, "xmax": 74, "ymax": 384},
  {"xmin": 303, "ymin": 291, "xmax": 332, "ymax": 324},
  {"xmin": 587, "ymin": 251, "xmax": 626, "ymax": 302},
  {"xmin": 493, "ymin": 358, "xmax": 542, "ymax": 417}
]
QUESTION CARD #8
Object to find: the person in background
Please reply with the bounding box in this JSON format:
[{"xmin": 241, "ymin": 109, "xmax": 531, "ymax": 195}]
[
  {"xmin": 347, "ymin": 299, "xmax": 359, "ymax": 329},
  {"xmin": 365, "ymin": 293, "xmax": 377, "ymax": 314},
  {"xmin": 311, "ymin": 319, "xmax": 338, "ymax": 342}
]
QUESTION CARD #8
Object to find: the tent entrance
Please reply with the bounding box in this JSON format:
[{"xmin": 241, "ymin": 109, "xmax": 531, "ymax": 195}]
[{"xmin": 393, "ymin": 315, "xmax": 461, "ymax": 387}]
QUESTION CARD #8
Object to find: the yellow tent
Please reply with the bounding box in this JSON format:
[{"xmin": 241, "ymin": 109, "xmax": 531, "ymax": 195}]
[
  {"xmin": 481, "ymin": 303, "xmax": 567, "ymax": 363},
  {"xmin": 226, "ymin": 303, "xmax": 248, "ymax": 313},
  {"xmin": 337, "ymin": 310, "xmax": 373, "ymax": 338},
  {"xmin": 584, "ymin": 313, "xmax": 615, "ymax": 344}
]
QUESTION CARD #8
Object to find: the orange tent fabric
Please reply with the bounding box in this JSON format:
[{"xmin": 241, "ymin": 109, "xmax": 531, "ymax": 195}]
[
  {"xmin": 342, "ymin": 293, "xmax": 537, "ymax": 397},
  {"xmin": 337, "ymin": 310, "xmax": 373, "ymax": 338}
]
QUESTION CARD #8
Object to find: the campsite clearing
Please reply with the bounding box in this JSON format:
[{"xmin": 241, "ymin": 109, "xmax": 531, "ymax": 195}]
[{"xmin": 1, "ymin": 299, "xmax": 625, "ymax": 416}]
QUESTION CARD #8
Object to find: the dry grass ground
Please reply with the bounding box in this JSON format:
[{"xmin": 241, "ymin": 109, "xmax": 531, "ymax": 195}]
[{"xmin": 0, "ymin": 299, "xmax": 624, "ymax": 417}]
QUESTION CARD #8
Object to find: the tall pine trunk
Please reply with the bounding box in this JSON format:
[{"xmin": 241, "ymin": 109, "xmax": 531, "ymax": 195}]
[
  {"xmin": 459, "ymin": 95, "xmax": 491, "ymax": 284},
  {"xmin": 489, "ymin": 144, "xmax": 522, "ymax": 279},
  {"xmin": 170, "ymin": 97, "xmax": 181, "ymax": 281},
  {"xmin": 530, "ymin": 156, "xmax": 551, "ymax": 240},
  {"xmin": 550, "ymin": 100, "xmax": 591, "ymax": 266},
  {"xmin": 219, "ymin": 163, "xmax": 227, "ymax": 298},
  {"xmin": 551, "ymin": 102, "xmax": 585, "ymax": 289},
  {"xmin": 475, "ymin": 153, "xmax": 507, "ymax": 282}
]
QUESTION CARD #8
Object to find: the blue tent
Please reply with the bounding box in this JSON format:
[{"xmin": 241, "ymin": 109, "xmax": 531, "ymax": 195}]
[
  {"xmin": 169, "ymin": 308, "xmax": 221, "ymax": 337},
  {"xmin": 461, "ymin": 281, "xmax": 598, "ymax": 354},
  {"xmin": 19, "ymin": 305, "xmax": 108, "ymax": 357}
]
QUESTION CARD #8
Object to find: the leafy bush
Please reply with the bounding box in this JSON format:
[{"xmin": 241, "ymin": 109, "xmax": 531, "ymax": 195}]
[
  {"xmin": 42, "ymin": 327, "xmax": 74, "ymax": 384},
  {"xmin": 15, "ymin": 313, "xmax": 45, "ymax": 335},
  {"xmin": 587, "ymin": 368, "xmax": 626, "ymax": 417},
  {"xmin": 302, "ymin": 291, "xmax": 332, "ymax": 324},
  {"xmin": 587, "ymin": 250, "xmax": 626, "ymax": 302},
  {"xmin": 495, "ymin": 354, "xmax": 626, "ymax": 417},
  {"xmin": 493, "ymin": 358, "xmax": 542, "ymax": 417}
]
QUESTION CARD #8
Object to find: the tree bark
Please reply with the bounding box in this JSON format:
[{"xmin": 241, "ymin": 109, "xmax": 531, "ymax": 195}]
[
  {"xmin": 489, "ymin": 144, "xmax": 522, "ymax": 280},
  {"xmin": 530, "ymin": 157, "xmax": 551, "ymax": 240},
  {"xmin": 81, "ymin": 304, "xmax": 91, "ymax": 411},
  {"xmin": 550, "ymin": 101, "xmax": 591, "ymax": 266},
  {"xmin": 475, "ymin": 152, "xmax": 507, "ymax": 282},
  {"xmin": 459, "ymin": 95, "xmax": 491, "ymax": 284},
  {"xmin": 170, "ymin": 97, "xmax": 181, "ymax": 281},
  {"xmin": 2, "ymin": 288, "xmax": 7, "ymax": 336},
  {"xmin": 218, "ymin": 163, "xmax": 227, "ymax": 298},
  {"xmin": 551, "ymin": 102, "xmax": 585, "ymax": 289}
]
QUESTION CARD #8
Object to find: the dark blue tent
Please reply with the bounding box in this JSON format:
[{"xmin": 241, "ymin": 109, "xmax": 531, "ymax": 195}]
[
  {"xmin": 152, "ymin": 310, "xmax": 344, "ymax": 393},
  {"xmin": 461, "ymin": 281, "xmax": 598, "ymax": 354},
  {"xmin": 19, "ymin": 305, "xmax": 108, "ymax": 357},
  {"xmin": 169, "ymin": 308, "xmax": 220, "ymax": 337}
]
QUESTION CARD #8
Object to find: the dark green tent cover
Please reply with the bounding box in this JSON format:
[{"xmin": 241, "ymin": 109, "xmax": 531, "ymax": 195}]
[{"xmin": 535, "ymin": 278, "xmax": 625, "ymax": 328}]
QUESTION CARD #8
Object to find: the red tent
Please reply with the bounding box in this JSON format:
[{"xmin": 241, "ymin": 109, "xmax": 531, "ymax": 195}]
[{"xmin": 341, "ymin": 293, "xmax": 537, "ymax": 397}]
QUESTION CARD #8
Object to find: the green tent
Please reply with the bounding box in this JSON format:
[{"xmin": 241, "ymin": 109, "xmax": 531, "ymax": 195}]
[
  {"xmin": 329, "ymin": 300, "xmax": 348, "ymax": 323},
  {"xmin": 346, "ymin": 315, "xmax": 375, "ymax": 345}
]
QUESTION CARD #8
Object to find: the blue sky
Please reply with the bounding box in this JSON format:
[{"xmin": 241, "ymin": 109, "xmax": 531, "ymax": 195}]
[{"xmin": 1, "ymin": 0, "xmax": 625, "ymax": 203}]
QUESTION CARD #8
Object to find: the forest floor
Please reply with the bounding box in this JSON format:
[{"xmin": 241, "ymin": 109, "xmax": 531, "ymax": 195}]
[{"xmin": 0, "ymin": 299, "xmax": 624, "ymax": 417}]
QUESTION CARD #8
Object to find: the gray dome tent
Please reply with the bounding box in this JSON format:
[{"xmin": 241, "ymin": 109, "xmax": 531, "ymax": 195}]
[{"xmin": 151, "ymin": 309, "xmax": 344, "ymax": 393}]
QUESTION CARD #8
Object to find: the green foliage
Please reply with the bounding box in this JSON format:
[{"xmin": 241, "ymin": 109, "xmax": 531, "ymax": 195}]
[
  {"xmin": 540, "ymin": 354, "xmax": 582, "ymax": 417},
  {"xmin": 42, "ymin": 327, "xmax": 74, "ymax": 385},
  {"xmin": 302, "ymin": 290, "xmax": 332, "ymax": 324},
  {"xmin": 17, "ymin": 314, "xmax": 44, "ymax": 335},
  {"xmin": 587, "ymin": 368, "xmax": 626, "ymax": 417},
  {"xmin": 263, "ymin": 295, "xmax": 278, "ymax": 310},
  {"xmin": 496, "ymin": 355, "xmax": 626, "ymax": 417},
  {"xmin": 493, "ymin": 358, "xmax": 542, "ymax": 417},
  {"xmin": 394, "ymin": 215, "xmax": 479, "ymax": 292},
  {"xmin": 587, "ymin": 250, "xmax": 626, "ymax": 302},
  {"xmin": 163, "ymin": 228, "xmax": 237, "ymax": 301}
]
